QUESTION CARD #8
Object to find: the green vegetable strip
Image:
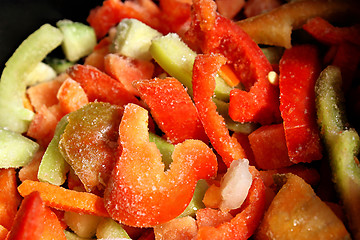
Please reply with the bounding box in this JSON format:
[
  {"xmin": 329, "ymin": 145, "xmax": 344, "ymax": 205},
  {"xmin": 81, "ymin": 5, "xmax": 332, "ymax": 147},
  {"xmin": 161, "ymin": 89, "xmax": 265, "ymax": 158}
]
[
  {"xmin": 0, "ymin": 24, "xmax": 63, "ymax": 133},
  {"xmin": 38, "ymin": 115, "xmax": 70, "ymax": 186},
  {"xmin": 315, "ymin": 65, "xmax": 360, "ymax": 239},
  {"xmin": 0, "ymin": 127, "xmax": 39, "ymax": 168},
  {"xmin": 150, "ymin": 33, "xmax": 232, "ymax": 101}
]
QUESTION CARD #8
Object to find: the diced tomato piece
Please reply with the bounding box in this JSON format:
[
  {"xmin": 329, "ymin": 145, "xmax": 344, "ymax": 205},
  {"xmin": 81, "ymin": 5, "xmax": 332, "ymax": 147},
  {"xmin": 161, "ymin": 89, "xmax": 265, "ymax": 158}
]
[
  {"xmin": 279, "ymin": 45, "xmax": 322, "ymax": 163},
  {"xmin": 104, "ymin": 104, "xmax": 217, "ymax": 227},
  {"xmin": 134, "ymin": 77, "xmax": 208, "ymax": 144},
  {"xmin": 192, "ymin": 53, "xmax": 246, "ymax": 167},
  {"xmin": 0, "ymin": 169, "xmax": 21, "ymax": 231},
  {"xmin": 67, "ymin": 64, "xmax": 140, "ymax": 107},
  {"xmin": 104, "ymin": 54, "xmax": 154, "ymax": 97},
  {"xmin": 248, "ymin": 124, "xmax": 293, "ymax": 170}
]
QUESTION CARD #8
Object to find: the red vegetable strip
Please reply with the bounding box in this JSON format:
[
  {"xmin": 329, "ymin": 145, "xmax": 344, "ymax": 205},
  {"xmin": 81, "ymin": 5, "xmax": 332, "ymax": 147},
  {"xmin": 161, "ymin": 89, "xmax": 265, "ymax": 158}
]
[
  {"xmin": 6, "ymin": 191, "xmax": 67, "ymax": 240},
  {"xmin": 187, "ymin": 0, "xmax": 280, "ymax": 124},
  {"xmin": 192, "ymin": 53, "xmax": 246, "ymax": 167},
  {"xmin": 67, "ymin": 64, "xmax": 140, "ymax": 107},
  {"xmin": 196, "ymin": 167, "xmax": 266, "ymax": 240},
  {"xmin": 6, "ymin": 192, "xmax": 45, "ymax": 240},
  {"xmin": 134, "ymin": 77, "xmax": 208, "ymax": 144},
  {"xmin": 104, "ymin": 103, "xmax": 218, "ymax": 227},
  {"xmin": 0, "ymin": 169, "xmax": 21, "ymax": 231},
  {"xmin": 302, "ymin": 17, "xmax": 360, "ymax": 46},
  {"xmin": 279, "ymin": 45, "xmax": 322, "ymax": 163},
  {"xmin": 17, "ymin": 180, "xmax": 110, "ymax": 218}
]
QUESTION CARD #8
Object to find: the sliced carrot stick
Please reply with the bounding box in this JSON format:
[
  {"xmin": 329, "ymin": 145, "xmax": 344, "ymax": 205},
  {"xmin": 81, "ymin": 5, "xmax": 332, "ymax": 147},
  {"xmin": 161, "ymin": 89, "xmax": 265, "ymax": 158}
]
[
  {"xmin": 17, "ymin": 180, "xmax": 109, "ymax": 218},
  {"xmin": 218, "ymin": 64, "xmax": 240, "ymax": 87}
]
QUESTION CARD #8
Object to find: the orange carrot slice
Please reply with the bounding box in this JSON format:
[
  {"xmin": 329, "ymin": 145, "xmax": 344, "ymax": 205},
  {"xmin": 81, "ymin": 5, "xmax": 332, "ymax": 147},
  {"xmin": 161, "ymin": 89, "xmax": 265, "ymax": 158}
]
[
  {"xmin": 218, "ymin": 64, "xmax": 240, "ymax": 87},
  {"xmin": 17, "ymin": 180, "xmax": 109, "ymax": 218}
]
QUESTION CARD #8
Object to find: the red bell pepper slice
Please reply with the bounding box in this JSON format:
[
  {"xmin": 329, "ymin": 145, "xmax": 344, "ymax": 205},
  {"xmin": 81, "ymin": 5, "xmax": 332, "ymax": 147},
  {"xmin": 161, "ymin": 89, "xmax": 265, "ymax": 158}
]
[
  {"xmin": 0, "ymin": 169, "xmax": 21, "ymax": 231},
  {"xmin": 6, "ymin": 191, "xmax": 66, "ymax": 240},
  {"xmin": 104, "ymin": 103, "xmax": 218, "ymax": 227},
  {"xmin": 192, "ymin": 53, "xmax": 246, "ymax": 167},
  {"xmin": 134, "ymin": 77, "xmax": 208, "ymax": 144},
  {"xmin": 158, "ymin": 0, "xmax": 192, "ymax": 35},
  {"xmin": 279, "ymin": 45, "xmax": 323, "ymax": 163},
  {"xmin": 187, "ymin": 0, "xmax": 281, "ymax": 125},
  {"xmin": 67, "ymin": 64, "xmax": 140, "ymax": 107},
  {"xmin": 302, "ymin": 17, "xmax": 360, "ymax": 46},
  {"xmin": 196, "ymin": 167, "xmax": 266, "ymax": 240},
  {"xmin": 87, "ymin": 0, "xmax": 165, "ymax": 39}
]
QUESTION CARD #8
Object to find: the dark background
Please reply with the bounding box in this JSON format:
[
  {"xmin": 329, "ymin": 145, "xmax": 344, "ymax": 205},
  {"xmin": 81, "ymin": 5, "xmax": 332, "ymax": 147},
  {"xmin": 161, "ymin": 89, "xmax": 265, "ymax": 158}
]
[{"xmin": 0, "ymin": 0, "xmax": 104, "ymax": 69}]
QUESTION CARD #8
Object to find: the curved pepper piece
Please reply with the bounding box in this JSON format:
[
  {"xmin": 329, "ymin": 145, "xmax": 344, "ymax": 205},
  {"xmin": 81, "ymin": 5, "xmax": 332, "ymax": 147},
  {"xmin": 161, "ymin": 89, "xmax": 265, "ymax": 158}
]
[
  {"xmin": 67, "ymin": 64, "xmax": 140, "ymax": 107},
  {"xmin": 196, "ymin": 167, "xmax": 266, "ymax": 240},
  {"xmin": 193, "ymin": 53, "xmax": 246, "ymax": 168},
  {"xmin": 134, "ymin": 77, "xmax": 208, "ymax": 144},
  {"xmin": 104, "ymin": 103, "xmax": 218, "ymax": 227},
  {"xmin": 187, "ymin": 0, "xmax": 280, "ymax": 125}
]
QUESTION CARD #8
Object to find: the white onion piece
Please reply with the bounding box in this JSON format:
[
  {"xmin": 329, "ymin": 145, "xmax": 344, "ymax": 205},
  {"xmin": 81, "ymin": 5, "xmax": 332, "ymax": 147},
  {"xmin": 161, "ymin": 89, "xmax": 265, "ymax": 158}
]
[{"xmin": 219, "ymin": 158, "xmax": 252, "ymax": 211}]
